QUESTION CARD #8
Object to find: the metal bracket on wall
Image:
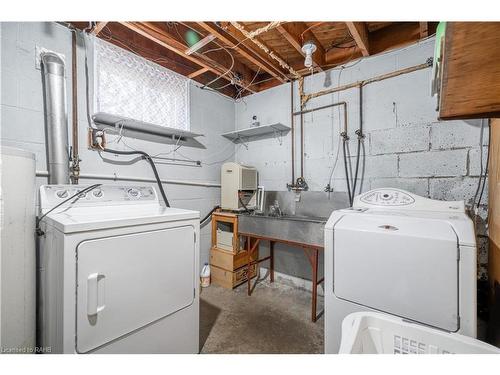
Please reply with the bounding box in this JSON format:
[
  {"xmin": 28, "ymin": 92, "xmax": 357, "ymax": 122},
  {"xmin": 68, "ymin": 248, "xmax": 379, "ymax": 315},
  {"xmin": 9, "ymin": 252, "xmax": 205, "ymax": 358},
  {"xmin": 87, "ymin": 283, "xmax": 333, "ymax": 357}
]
[{"xmin": 236, "ymin": 135, "xmax": 249, "ymax": 150}]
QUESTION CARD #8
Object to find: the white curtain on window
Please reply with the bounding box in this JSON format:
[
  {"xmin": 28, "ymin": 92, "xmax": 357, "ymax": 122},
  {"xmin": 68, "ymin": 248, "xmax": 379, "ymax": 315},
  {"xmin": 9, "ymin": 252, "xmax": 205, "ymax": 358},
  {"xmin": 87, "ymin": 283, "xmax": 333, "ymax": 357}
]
[{"xmin": 94, "ymin": 38, "xmax": 190, "ymax": 130}]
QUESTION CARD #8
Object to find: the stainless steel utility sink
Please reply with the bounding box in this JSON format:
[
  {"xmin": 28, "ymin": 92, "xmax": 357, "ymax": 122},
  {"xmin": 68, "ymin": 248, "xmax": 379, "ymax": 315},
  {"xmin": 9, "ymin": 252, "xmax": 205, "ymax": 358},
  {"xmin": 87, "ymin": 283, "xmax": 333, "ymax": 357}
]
[
  {"xmin": 237, "ymin": 191, "xmax": 349, "ymax": 248},
  {"xmin": 238, "ymin": 213, "xmax": 327, "ymax": 247}
]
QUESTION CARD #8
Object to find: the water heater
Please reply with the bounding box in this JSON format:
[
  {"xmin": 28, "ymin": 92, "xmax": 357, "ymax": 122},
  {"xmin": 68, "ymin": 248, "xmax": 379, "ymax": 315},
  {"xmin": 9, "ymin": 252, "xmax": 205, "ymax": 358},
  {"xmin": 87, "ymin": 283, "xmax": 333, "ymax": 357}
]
[
  {"xmin": 221, "ymin": 162, "xmax": 258, "ymax": 211},
  {"xmin": 0, "ymin": 147, "xmax": 36, "ymax": 353}
]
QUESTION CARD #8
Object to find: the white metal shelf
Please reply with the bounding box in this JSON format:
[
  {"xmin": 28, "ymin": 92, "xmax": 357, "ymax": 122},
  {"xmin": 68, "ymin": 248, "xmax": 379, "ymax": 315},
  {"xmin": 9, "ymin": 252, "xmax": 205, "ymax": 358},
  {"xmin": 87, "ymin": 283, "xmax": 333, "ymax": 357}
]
[
  {"xmin": 93, "ymin": 112, "xmax": 205, "ymax": 148},
  {"xmin": 221, "ymin": 123, "xmax": 290, "ymax": 143}
]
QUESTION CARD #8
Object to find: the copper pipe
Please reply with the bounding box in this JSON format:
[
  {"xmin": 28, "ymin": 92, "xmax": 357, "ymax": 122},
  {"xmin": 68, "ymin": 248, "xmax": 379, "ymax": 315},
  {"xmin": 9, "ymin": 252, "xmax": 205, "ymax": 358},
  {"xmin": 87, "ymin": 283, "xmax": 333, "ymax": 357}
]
[
  {"xmin": 293, "ymin": 102, "xmax": 349, "ymax": 179},
  {"xmin": 300, "ymin": 107, "xmax": 304, "ymax": 178},
  {"xmin": 301, "ymin": 60, "xmax": 432, "ymax": 106},
  {"xmin": 290, "ymin": 81, "xmax": 295, "ymax": 184}
]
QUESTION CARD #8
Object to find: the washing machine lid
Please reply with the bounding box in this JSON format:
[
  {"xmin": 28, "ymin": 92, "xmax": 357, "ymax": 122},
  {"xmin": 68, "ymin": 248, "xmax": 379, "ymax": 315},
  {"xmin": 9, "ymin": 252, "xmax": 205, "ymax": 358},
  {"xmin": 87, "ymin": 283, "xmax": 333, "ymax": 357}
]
[
  {"xmin": 333, "ymin": 212, "xmax": 460, "ymax": 332},
  {"xmin": 45, "ymin": 205, "xmax": 199, "ymax": 233}
]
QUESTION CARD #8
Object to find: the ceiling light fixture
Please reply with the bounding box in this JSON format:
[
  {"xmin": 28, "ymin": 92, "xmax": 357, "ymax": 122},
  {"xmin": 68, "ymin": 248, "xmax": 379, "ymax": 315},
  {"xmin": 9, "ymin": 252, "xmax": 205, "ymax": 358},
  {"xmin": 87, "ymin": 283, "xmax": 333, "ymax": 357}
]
[{"xmin": 301, "ymin": 41, "xmax": 317, "ymax": 68}]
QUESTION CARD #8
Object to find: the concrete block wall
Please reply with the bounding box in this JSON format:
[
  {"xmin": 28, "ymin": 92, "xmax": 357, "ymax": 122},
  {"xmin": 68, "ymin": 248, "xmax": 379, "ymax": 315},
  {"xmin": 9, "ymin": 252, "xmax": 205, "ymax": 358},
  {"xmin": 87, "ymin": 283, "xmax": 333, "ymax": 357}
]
[
  {"xmin": 1, "ymin": 22, "xmax": 236, "ymax": 267},
  {"xmin": 236, "ymin": 37, "xmax": 489, "ymax": 281},
  {"xmin": 1, "ymin": 25, "xmax": 490, "ymax": 283}
]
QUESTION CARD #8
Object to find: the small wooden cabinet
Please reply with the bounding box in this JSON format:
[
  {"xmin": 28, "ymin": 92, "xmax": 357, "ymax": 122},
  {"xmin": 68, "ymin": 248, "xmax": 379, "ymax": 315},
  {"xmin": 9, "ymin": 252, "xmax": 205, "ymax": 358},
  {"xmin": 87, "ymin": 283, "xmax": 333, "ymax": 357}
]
[
  {"xmin": 438, "ymin": 22, "xmax": 500, "ymax": 120},
  {"xmin": 210, "ymin": 211, "xmax": 258, "ymax": 289}
]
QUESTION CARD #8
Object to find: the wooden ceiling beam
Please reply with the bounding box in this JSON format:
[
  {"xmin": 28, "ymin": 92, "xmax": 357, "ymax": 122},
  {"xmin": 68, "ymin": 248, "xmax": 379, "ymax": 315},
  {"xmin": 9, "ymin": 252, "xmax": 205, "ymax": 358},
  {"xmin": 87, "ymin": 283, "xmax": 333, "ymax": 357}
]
[
  {"xmin": 91, "ymin": 22, "xmax": 108, "ymax": 36},
  {"xmin": 276, "ymin": 23, "xmax": 326, "ymax": 68},
  {"xmin": 196, "ymin": 22, "xmax": 287, "ymax": 83},
  {"xmin": 345, "ymin": 22, "xmax": 370, "ymax": 56},
  {"xmin": 325, "ymin": 47, "xmax": 363, "ymax": 66},
  {"xmin": 326, "ymin": 22, "xmax": 422, "ymax": 65},
  {"xmin": 369, "ymin": 22, "xmax": 421, "ymax": 54},
  {"xmin": 419, "ymin": 22, "xmax": 429, "ymax": 38},
  {"xmin": 220, "ymin": 22, "xmax": 296, "ymax": 80},
  {"xmin": 187, "ymin": 67, "xmax": 209, "ymax": 79},
  {"xmin": 119, "ymin": 22, "xmax": 257, "ymax": 93}
]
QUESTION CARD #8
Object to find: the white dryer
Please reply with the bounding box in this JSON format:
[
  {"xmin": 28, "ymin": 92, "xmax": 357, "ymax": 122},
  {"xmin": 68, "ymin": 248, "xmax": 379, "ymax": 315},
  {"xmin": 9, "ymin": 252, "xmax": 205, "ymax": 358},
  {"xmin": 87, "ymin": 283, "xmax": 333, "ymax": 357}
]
[
  {"xmin": 38, "ymin": 184, "xmax": 200, "ymax": 354},
  {"xmin": 324, "ymin": 188, "xmax": 477, "ymax": 354}
]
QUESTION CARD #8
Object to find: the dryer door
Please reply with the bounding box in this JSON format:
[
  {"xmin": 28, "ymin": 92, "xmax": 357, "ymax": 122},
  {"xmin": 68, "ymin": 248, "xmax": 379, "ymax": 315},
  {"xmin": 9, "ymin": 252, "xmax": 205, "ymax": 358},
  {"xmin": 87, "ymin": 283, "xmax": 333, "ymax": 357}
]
[
  {"xmin": 76, "ymin": 225, "xmax": 195, "ymax": 353},
  {"xmin": 333, "ymin": 214, "xmax": 459, "ymax": 332}
]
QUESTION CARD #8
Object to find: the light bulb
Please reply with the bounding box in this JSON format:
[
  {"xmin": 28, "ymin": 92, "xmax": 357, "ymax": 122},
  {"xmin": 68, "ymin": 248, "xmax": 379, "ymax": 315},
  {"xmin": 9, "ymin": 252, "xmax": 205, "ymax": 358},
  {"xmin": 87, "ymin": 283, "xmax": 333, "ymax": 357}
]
[
  {"xmin": 304, "ymin": 54, "xmax": 313, "ymax": 68},
  {"xmin": 301, "ymin": 41, "xmax": 317, "ymax": 69}
]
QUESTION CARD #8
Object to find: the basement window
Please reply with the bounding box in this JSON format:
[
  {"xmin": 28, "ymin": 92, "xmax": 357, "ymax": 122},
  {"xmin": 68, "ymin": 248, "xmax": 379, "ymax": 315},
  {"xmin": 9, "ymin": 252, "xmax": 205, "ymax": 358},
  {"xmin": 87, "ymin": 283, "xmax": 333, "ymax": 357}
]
[{"xmin": 94, "ymin": 38, "xmax": 190, "ymax": 130}]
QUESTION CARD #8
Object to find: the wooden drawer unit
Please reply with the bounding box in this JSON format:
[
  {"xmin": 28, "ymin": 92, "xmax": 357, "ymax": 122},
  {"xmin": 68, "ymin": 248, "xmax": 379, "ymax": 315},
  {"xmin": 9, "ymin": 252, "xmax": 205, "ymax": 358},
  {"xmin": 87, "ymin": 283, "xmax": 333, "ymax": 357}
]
[
  {"xmin": 210, "ymin": 247, "xmax": 258, "ymax": 271},
  {"xmin": 211, "ymin": 264, "xmax": 257, "ymax": 289}
]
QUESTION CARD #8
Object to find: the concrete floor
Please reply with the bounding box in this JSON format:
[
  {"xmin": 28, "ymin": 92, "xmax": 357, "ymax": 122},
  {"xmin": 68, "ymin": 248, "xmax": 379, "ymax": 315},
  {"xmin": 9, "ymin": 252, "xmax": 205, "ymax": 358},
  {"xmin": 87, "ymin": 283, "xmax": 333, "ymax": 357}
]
[{"xmin": 199, "ymin": 278, "xmax": 324, "ymax": 354}]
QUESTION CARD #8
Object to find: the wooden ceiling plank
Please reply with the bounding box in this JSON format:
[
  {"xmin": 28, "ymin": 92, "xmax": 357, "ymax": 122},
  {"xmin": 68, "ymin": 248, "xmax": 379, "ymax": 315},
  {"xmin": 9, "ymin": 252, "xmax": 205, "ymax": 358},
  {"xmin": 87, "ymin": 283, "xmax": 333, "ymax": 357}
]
[
  {"xmin": 324, "ymin": 47, "xmax": 363, "ymax": 66},
  {"xmin": 221, "ymin": 22, "xmax": 297, "ymax": 80},
  {"xmin": 276, "ymin": 23, "xmax": 326, "ymax": 68},
  {"xmin": 419, "ymin": 22, "xmax": 429, "ymax": 38},
  {"xmin": 120, "ymin": 22, "xmax": 256, "ymax": 93},
  {"xmin": 188, "ymin": 67, "xmax": 209, "ymax": 79},
  {"xmin": 345, "ymin": 22, "xmax": 370, "ymax": 56},
  {"xmin": 369, "ymin": 22, "xmax": 421, "ymax": 54},
  {"xmin": 326, "ymin": 22, "xmax": 422, "ymax": 64},
  {"xmin": 92, "ymin": 22, "xmax": 108, "ymax": 36},
  {"xmin": 196, "ymin": 22, "xmax": 287, "ymax": 83}
]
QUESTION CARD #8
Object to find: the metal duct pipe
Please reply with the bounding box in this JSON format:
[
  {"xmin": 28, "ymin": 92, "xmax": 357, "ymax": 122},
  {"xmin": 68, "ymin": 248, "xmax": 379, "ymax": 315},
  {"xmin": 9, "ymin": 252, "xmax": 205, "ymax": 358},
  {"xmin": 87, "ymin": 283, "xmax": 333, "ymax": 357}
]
[{"xmin": 41, "ymin": 52, "xmax": 70, "ymax": 184}]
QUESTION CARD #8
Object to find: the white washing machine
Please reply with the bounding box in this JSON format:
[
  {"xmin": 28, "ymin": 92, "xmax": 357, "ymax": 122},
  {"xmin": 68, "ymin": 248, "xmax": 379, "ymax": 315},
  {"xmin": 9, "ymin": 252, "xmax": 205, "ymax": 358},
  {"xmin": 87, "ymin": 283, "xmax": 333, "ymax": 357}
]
[
  {"xmin": 38, "ymin": 184, "xmax": 200, "ymax": 354},
  {"xmin": 324, "ymin": 188, "xmax": 477, "ymax": 354}
]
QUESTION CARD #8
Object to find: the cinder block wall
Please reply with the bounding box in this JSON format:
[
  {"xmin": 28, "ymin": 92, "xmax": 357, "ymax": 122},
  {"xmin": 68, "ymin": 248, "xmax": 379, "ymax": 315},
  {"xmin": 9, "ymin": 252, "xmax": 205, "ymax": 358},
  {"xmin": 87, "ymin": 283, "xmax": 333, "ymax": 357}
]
[
  {"xmin": 236, "ymin": 37, "xmax": 489, "ymax": 282},
  {"xmin": 0, "ymin": 22, "xmax": 236, "ymax": 267}
]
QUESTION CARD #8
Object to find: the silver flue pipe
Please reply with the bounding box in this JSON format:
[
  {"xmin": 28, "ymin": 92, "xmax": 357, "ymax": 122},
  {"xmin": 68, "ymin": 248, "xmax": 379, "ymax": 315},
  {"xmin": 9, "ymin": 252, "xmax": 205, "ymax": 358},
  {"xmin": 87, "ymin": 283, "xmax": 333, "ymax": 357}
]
[{"xmin": 41, "ymin": 52, "xmax": 70, "ymax": 184}]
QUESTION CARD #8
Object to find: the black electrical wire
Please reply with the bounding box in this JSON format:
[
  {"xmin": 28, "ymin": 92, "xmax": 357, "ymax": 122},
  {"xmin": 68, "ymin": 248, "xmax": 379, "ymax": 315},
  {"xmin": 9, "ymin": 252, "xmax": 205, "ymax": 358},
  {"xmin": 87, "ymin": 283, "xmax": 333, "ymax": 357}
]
[
  {"xmin": 342, "ymin": 138, "xmax": 353, "ymax": 206},
  {"xmin": 238, "ymin": 195, "xmax": 251, "ymax": 214},
  {"xmin": 473, "ymin": 119, "xmax": 486, "ymax": 209},
  {"xmin": 351, "ymin": 138, "xmax": 362, "ymax": 200},
  {"xmin": 477, "ymin": 120, "xmax": 491, "ymax": 209},
  {"xmin": 101, "ymin": 148, "xmax": 170, "ymax": 207},
  {"xmin": 36, "ymin": 184, "xmax": 102, "ymax": 236},
  {"xmin": 200, "ymin": 205, "xmax": 221, "ymax": 226},
  {"xmin": 351, "ymin": 85, "xmax": 364, "ymax": 201}
]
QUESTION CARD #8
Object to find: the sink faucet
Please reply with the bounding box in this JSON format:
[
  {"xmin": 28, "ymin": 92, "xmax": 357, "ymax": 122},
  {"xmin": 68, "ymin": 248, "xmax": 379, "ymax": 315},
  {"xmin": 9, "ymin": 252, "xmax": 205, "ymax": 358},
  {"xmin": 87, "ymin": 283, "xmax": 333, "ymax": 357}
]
[{"xmin": 270, "ymin": 200, "xmax": 282, "ymax": 217}]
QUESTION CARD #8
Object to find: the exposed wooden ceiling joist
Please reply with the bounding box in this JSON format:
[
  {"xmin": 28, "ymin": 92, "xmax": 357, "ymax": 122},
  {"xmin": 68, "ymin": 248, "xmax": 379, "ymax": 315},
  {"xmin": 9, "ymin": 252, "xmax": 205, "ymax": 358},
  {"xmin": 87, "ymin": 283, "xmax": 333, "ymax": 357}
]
[
  {"xmin": 276, "ymin": 23, "xmax": 326, "ymax": 68},
  {"xmin": 91, "ymin": 22, "xmax": 108, "ymax": 36},
  {"xmin": 72, "ymin": 21, "xmax": 437, "ymax": 98},
  {"xmin": 345, "ymin": 22, "xmax": 370, "ymax": 56},
  {"xmin": 419, "ymin": 22, "xmax": 429, "ymax": 38},
  {"xmin": 196, "ymin": 22, "xmax": 287, "ymax": 83},
  {"xmin": 220, "ymin": 22, "xmax": 297, "ymax": 80},
  {"xmin": 325, "ymin": 47, "xmax": 363, "ymax": 66},
  {"xmin": 120, "ymin": 21, "xmax": 257, "ymax": 94},
  {"xmin": 369, "ymin": 22, "xmax": 421, "ymax": 54},
  {"xmin": 187, "ymin": 67, "xmax": 209, "ymax": 79}
]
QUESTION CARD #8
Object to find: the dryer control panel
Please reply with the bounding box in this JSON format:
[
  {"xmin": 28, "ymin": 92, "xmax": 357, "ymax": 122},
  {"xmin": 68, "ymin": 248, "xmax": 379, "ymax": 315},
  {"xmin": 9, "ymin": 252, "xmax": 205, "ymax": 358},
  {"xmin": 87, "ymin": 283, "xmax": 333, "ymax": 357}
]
[
  {"xmin": 40, "ymin": 184, "xmax": 158, "ymax": 212},
  {"xmin": 353, "ymin": 188, "xmax": 465, "ymax": 213}
]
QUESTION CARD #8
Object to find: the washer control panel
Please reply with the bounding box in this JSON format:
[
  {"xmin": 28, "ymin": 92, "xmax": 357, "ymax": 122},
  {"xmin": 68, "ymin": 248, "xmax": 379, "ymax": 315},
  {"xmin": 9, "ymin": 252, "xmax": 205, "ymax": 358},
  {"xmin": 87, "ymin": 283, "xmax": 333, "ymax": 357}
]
[
  {"xmin": 360, "ymin": 189, "xmax": 415, "ymax": 206},
  {"xmin": 40, "ymin": 184, "xmax": 158, "ymax": 211},
  {"xmin": 353, "ymin": 188, "xmax": 466, "ymax": 213}
]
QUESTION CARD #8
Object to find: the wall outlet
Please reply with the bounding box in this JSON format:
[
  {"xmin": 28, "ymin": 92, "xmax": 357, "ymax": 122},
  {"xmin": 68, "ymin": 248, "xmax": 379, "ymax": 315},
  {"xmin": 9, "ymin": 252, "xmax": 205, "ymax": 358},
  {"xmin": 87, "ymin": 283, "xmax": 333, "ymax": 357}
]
[{"xmin": 35, "ymin": 45, "xmax": 66, "ymax": 70}]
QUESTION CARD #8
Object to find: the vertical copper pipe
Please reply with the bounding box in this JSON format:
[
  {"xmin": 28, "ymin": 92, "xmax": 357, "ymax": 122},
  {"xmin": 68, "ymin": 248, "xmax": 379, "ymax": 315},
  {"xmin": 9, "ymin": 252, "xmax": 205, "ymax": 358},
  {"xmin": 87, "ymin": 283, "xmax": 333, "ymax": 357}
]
[
  {"xmin": 300, "ymin": 109, "xmax": 304, "ymax": 178},
  {"xmin": 71, "ymin": 30, "xmax": 79, "ymax": 184},
  {"xmin": 290, "ymin": 81, "xmax": 295, "ymax": 184}
]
